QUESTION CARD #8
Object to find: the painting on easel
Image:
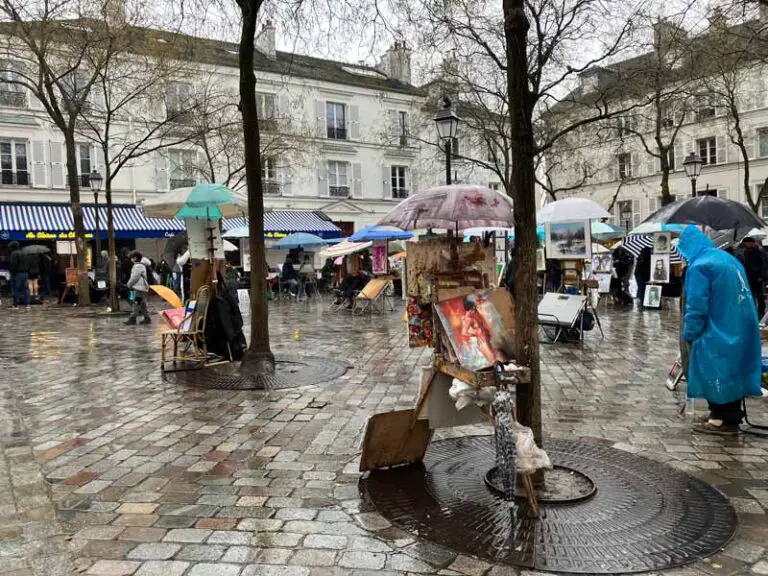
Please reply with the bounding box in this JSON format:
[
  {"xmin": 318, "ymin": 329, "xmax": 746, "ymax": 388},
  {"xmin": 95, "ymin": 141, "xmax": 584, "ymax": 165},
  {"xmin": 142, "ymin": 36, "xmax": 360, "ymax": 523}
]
[{"xmin": 434, "ymin": 289, "xmax": 513, "ymax": 371}]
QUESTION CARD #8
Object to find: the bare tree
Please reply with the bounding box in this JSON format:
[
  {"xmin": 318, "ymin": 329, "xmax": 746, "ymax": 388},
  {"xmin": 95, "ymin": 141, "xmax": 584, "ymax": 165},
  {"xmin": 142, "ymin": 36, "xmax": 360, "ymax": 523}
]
[
  {"xmin": 235, "ymin": 0, "xmax": 274, "ymax": 382},
  {"xmin": 0, "ymin": 4, "xmax": 123, "ymax": 304},
  {"xmin": 77, "ymin": 23, "xmax": 226, "ymax": 311}
]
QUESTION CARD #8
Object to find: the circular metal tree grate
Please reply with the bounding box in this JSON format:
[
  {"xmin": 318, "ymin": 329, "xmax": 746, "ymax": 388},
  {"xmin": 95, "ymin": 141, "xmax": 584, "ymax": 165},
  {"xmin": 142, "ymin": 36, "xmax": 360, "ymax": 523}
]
[
  {"xmin": 164, "ymin": 355, "xmax": 350, "ymax": 390},
  {"xmin": 361, "ymin": 436, "xmax": 736, "ymax": 574}
]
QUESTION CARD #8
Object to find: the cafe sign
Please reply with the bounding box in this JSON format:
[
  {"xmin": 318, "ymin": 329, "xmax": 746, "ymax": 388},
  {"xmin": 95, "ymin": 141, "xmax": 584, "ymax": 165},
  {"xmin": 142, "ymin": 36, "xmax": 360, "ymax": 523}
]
[{"xmin": 25, "ymin": 231, "xmax": 93, "ymax": 240}]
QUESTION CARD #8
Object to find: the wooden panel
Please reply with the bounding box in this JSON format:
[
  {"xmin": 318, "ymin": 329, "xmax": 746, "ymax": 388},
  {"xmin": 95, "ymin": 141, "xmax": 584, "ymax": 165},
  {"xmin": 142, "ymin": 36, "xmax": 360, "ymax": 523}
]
[{"xmin": 359, "ymin": 410, "xmax": 433, "ymax": 471}]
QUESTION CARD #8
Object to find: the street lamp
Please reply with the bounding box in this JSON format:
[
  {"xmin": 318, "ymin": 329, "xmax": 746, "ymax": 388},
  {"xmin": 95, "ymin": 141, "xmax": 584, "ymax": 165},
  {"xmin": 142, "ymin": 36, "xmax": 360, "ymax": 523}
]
[
  {"xmin": 433, "ymin": 96, "xmax": 460, "ymax": 185},
  {"xmin": 683, "ymin": 152, "xmax": 703, "ymax": 198},
  {"xmin": 89, "ymin": 170, "xmax": 103, "ymax": 266}
]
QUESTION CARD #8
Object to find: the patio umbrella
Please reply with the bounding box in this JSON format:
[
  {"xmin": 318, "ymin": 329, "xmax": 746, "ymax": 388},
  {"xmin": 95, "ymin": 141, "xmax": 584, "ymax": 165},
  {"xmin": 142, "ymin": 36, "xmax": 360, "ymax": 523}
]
[
  {"xmin": 643, "ymin": 195, "xmax": 764, "ymax": 231},
  {"xmin": 272, "ymin": 232, "xmax": 327, "ymax": 250},
  {"xmin": 223, "ymin": 240, "xmax": 238, "ymax": 252},
  {"xmin": 537, "ymin": 198, "xmax": 611, "ymax": 223},
  {"xmin": 621, "ymin": 235, "xmax": 684, "ymax": 263},
  {"xmin": 628, "ymin": 222, "xmax": 686, "ymax": 235},
  {"xmin": 21, "ymin": 244, "xmax": 50, "ymax": 254},
  {"xmin": 223, "ymin": 226, "xmax": 249, "ymax": 239},
  {"xmin": 378, "ymin": 184, "xmax": 514, "ymax": 231},
  {"xmin": 321, "ymin": 241, "xmax": 372, "ymax": 258},
  {"xmin": 143, "ymin": 184, "xmax": 246, "ymax": 220},
  {"xmin": 348, "ymin": 225, "xmax": 413, "ymax": 242},
  {"xmin": 150, "ymin": 285, "xmax": 182, "ymax": 309},
  {"xmin": 591, "ymin": 222, "xmax": 625, "ymax": 239}
]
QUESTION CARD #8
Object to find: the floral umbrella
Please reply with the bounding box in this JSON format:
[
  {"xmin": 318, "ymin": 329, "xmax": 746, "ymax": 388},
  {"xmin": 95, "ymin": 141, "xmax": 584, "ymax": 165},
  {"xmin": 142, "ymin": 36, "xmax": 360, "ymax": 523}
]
[{"xmin": 378, "ymin": 184, "xmax": 514, "ymax": 231}]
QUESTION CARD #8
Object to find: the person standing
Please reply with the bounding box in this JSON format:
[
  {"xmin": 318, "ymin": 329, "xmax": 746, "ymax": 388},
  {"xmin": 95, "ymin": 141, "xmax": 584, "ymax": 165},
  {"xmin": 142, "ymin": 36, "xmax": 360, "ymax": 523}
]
[
  {"xmin": 677, "ymin": 226, "xmax": 761, "ymax": 435},
  {"xmin": 8, "ymin": 242, "xmax": 29, "ymax": 308},
  {"xmin": 27, "ymin": 250, "xmax": 40, "ymax": 303},
  {"xmin": 634, "ymin": 246, "xmax": 652, "ymax": 304},
  {"xmin": 737, "ymin": 237, "xmax": 766, "ymax": 319},
  {"xmin": 125, "ymin": 251, "xmax": 151, "ymax": 325}
]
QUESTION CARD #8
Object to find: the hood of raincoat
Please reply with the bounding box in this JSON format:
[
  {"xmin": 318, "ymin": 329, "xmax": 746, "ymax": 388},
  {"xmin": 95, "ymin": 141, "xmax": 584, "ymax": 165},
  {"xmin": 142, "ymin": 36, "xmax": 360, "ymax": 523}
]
[{"xmin": 677, "ymin": 226, "xmax": 712, "ymax": 265}]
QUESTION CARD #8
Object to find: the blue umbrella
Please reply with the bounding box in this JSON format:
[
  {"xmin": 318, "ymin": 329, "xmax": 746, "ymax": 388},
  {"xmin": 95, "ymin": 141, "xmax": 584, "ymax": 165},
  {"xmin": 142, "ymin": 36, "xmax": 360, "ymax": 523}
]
[
  {"xmin": 271, "ymin": 232, "xmax": 327, "ymax": 249},
  {"xmin": 348, "ymin": 225, "xmax": 413, "ymax": 242}
]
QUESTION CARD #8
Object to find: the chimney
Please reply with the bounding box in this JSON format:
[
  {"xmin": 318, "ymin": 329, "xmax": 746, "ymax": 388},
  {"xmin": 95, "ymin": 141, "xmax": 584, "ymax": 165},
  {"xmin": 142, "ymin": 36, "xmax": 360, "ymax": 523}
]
[
  {"xmin": 653, "ymin": 18, "xmax": 688, "ymax": 56},
  {"xmin": 376, "ymin": 41, "xmax": 412, "ymax": 85},
  {"xmin": 256, "ymin": 20, "xmax": 276, "ymax": 60}
]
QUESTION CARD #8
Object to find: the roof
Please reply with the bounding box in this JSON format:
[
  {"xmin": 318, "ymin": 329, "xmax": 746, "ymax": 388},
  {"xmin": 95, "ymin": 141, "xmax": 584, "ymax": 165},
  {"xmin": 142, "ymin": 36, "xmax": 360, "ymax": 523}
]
[{"xmin": 0, "ymin": 19, "xmax": 425, "ymax": 97}]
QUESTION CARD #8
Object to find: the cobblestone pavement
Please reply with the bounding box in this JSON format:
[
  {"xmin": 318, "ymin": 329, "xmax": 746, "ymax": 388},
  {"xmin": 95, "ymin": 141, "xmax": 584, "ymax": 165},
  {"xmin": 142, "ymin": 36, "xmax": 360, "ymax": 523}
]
[{"xmin": 0, "ymin": 298, "xmax": 767, "ymax": 576}]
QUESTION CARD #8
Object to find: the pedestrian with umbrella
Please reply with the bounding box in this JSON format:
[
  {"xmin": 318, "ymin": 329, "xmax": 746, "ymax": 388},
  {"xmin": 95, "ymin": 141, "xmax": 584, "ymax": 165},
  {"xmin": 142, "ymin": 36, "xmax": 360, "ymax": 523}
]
[
  {"xmin": 678, "ymin": 226, "xmax": 762, "ymax": 435},
  {"xmin": 21, "ymin": 244, "xmax": 49, "ymax": 304},
  {"xmin": 8, "ymin": 241, "xmax": 29, "ymax": 308}
]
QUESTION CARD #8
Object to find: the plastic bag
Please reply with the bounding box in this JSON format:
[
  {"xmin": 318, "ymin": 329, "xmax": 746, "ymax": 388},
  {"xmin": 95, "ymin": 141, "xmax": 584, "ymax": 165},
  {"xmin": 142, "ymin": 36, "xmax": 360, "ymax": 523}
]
[
  {"xmin": 449, "ymin": 379, "xmax": 496, "ymax": 410},
  {"xmin": 514, "ymin": 423, "xmax": 552, "ymax": 474}
]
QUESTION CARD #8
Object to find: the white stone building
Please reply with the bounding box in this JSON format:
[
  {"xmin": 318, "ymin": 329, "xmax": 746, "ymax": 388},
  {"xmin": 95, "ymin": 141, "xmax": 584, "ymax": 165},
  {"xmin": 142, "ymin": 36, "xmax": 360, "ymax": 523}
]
[{"xmin": 541, "ymin": 13, "xmax": 768, "ymax": 231}]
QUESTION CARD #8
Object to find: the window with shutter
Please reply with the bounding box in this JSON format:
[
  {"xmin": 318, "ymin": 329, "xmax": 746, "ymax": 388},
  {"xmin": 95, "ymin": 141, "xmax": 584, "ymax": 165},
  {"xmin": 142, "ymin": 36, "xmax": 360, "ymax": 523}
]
[
  {"xmin": 49, "ymin": 142, "xmax": 65, "ymax": 189},
  {"xmin": 327, "ymin": 161, "xmax": 349, "ymax": 197},
  {"xmin": 76, "ymin": 144, "xmax": 91, "ymax": 188},
  {"xmin": 697, "ymin": 137, "xmax": 717, "ymax": 165},
  {"xmin": 168, "ymin": 149, "xmax": 196, "ymax": 189},
  {"xmin": 352, "ymin": 163, "xmax": 362, "ymax": 197},
  {"xmin": 391, "ymin": 166, "xmax": 408, "ymax": 198},
  {"xmin": 0, "ymin": 61, "xmax": 26, "ymax": 108},
  {"xmin": 758, "ymin": 128, "xmax": 768, "ymax": 158},
  {"xmin": 31, "ymin": 140, "xmax": 46, "ymax": 188},
  {"xmin": 617, "ymin": 153, "xmax": 632, "ymax": 179},
  {"xmin": 326, "ymin": 102, "xmax": 347, "ymax": 140},
  {"xmin": 0, "ymin": 140, "xmax": 28, "ymax": 185},
  {"xmin": 261, "ymin": 156, "xmax": 280, "ymax": 195}
]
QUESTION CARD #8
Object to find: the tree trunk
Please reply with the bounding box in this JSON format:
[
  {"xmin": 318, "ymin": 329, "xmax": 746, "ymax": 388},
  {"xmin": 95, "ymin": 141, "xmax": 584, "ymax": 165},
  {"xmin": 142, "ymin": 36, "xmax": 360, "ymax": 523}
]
[
  {"xmin": 659, "ymin": 155, "xmax": 672, "ymax": 206},
  {"xmin": 65, "ymin": 134, "xmax": 90, "ymax": 306},
  {"xmin": 238, "ymin": 0, "xmax": 273, "ymax": 375},
  {"xmin": 105, "ymin": 172, "xmax": 119, "ymax": 311},
  {"xmin": 504, "ymin": 0, "xmax": 542, "ymax": 446}
]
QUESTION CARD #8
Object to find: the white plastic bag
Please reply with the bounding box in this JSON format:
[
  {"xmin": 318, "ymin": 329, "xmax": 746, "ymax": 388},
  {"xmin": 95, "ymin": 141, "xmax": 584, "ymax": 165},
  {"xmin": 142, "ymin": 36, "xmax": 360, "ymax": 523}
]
[
  {"xmin": 449, "ymin": 379, "xmax": 496, "ymax": 410},
  {"xmin": 514, "ymin": 423, "xmax": 552, "ymax": 474}
]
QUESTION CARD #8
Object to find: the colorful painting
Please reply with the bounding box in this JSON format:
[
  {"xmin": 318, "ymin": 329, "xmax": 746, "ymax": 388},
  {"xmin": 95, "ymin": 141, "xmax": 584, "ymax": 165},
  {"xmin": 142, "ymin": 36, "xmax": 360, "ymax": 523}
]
[
  {"xmin": 434, "ymin": 289, "xmax": 511, "ymax": 371},
  {"xmin": 546, "ymin": 221, "xmax": 591, "ymax": 260},
  {"xmin": 407, "ymin": 297, "xmax": 433, "ymax": 347},
  {"xmin": 536, "ymin": 248, "xmax": 546, "ymax": 272},
  {"xmin": 372, "ymin": 241, "xmax": 388, "ymax": 275}
]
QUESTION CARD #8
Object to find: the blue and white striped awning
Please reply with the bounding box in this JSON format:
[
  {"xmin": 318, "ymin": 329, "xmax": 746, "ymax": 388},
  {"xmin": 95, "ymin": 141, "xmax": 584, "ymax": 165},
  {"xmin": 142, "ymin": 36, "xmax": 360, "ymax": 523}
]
[
  {"xmin": 0, "ymin": 203, "xmax": 184, "ymax": 241},
  {"xmin": 223, "ymin": 210, "xmax": 342, "ymax": 239}
]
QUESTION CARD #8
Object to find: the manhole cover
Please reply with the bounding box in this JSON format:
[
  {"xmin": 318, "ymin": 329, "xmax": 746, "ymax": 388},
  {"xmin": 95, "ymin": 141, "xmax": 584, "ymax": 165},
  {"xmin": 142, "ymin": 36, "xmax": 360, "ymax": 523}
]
[
  {"xmin": 485, "ymin": 465, "xmax": 596, "ymax": 503},
  {"xmin": 164, "ymin": 355, "xmax": 349, "ymax": 390},
  {"xmin": 361, "ymin": 436, "xmax": 736, "ymax": 573}
]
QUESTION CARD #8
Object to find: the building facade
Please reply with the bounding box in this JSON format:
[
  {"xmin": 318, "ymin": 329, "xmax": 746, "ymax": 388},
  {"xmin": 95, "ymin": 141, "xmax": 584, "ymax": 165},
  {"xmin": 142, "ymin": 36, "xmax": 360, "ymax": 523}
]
[{"xmin": 542, "ymin": 12, "xmax": 768, "ymax": 230}]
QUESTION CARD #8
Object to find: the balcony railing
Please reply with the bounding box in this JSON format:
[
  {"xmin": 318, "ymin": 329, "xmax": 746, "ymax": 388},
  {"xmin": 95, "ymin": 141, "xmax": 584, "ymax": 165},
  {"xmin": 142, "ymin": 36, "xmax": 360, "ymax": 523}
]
[
  {"xmin": 263, "ymin": 180, "xmax": 281, "ymax": 195},
  {"xmin": 1, "ymin": 170, "xmax": 29, "ymax": 185},
  {"xmin": 392, "ymin": 187, "xmax": 408, "ymax": 199},
  {"xmin": 329, "ymin": 186, "xmax": 349, "ymax": 198},
  {"xmin": 326, "ymin": 126, "xmax": 347, "ymax": 140},
  {"xmin": 171, "ymin": 178, "xmax": 196, "ymax": 189},
  {"xmin": 0, "ymin": 90, "xmax": 25, "ymax": 108}
]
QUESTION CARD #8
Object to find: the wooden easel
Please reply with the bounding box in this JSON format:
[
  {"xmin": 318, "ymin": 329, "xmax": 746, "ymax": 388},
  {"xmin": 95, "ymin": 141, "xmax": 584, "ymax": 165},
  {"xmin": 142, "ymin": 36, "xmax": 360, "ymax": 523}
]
[{"xmin": 60, "ymin": 267, "xmax": 78, "ymax": 304}]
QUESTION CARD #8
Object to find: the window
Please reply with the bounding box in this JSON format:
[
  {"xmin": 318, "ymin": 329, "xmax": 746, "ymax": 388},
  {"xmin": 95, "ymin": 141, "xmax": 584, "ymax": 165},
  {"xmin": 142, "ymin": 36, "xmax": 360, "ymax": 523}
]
[
  {"xmin": 327, "ymin": 161, "xmax": 349, "ymax": 197},
  {"xmin": 760, "ymin": 192, "xmax": 768, "ymax": 219},
  {"xmin": 0, "ymin": 140, "xmax": 28, "ymax": 185},
  {"xmin": 77, "ymin": 144, "xmax": 91, "ymax": 187},
  {"xmin": 169, "ymin": 149, "xmax": 196, "ymax": 189},
  {"xmin": 0, "ymin": 61, "xmax": 25, "ymax": 108},
  {"xmin": 615, "ymin": 116, "xmax": 635, "ymax": 138},
  {"xmin": 326, "ymin": 102, "xmax": 346, "ymax": 140},
  {"xmin": 696, "ymin": 95, "xmax": 717, "ymax": 121},
  {"xmin": 166, "ymin": 82, "xmax": 192, "ymax": 121},
  {"xmin": 62, "ymin": 70, "xmax": 89, "ymax": 112},
  {"xmin": 666, "ymin": 148, "xmax": 675, "ymax": 171},
  {"xmin": 697, "ymin": 137, "xmax": 717, "ymax": 165},
  {"xmin": 661, "ymin": 104, "xmax": 684, "ymax": 129},
  {"xmin": 397, "ymin": 111, "xmax": 408, "ymax": 146},
  {"xmin": 449, "ymin": 137, "xmax": 460, "ymax": 158},
  {"xmin": 758, "ymin": 128, "xmax": 768, "ymax": 158},
  {"xmin": 257, "ymin": 93, "xmax": 277, "ymax": 132},
  {"xmin": 617, "ymin": 153, "xmax": 632, "ymax": 180},
  {"xmin": 262, "ymin": 156, "xmax": 280, "ymax": 195},
  {"xmin": 618, "ymin": 200, "xmax": 633, "ymax": 231},
  {"xmin": 391, "ymin": 166, "xmax": 408, "ymax": 199},
  {"xmin": 489, "ymin": 182, "xmax": 501, "ymax": 191}
]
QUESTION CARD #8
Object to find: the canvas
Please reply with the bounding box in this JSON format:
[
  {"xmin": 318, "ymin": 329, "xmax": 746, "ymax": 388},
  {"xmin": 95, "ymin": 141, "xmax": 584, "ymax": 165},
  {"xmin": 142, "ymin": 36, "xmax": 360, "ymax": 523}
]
[
  {"xmin": 372, "ymin": 241, "xmax": 388, "ymax": 275},
  {"xmin": 536, "ymin": 248, "xmax": 546, "ymax": 271},
  {"xmin": 546, "ymin": 221, "xmax": 592, "ymax": 260},
  {"xmin": 434, "ymin": 289, "xmax": 512, "ymax": 371},
  {"xmin": 643, "ymin": 284, "xmax": 662, "ymax": 308},
  {"xmin": 650, "ymin": 254, "xmax": 670, "ymax": 283},
  {"xmin": 406, "ymin": 297, "xmax": 433, "ymax": 347},
  {"xmin": 591, "ymin": 254, "xmax": 613, "ymax": 274},
  {"xmin": 654, "ymin": 232, "xmax": 671, "ymax": 254}
]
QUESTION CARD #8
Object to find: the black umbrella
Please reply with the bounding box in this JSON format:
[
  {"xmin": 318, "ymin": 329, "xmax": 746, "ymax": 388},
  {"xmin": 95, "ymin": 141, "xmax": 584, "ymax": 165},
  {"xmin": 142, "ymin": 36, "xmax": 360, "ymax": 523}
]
[{"xmin": 647, "ymin": 196, "xmax": 764, "ymax": 231}]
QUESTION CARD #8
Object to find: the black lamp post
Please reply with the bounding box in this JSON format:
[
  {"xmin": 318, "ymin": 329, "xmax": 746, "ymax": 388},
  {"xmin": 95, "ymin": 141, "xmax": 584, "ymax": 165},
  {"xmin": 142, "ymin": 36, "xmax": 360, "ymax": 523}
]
[
  {"xmin": 89, "ymin": 170, "xmax": 103, "ymax": 266},
  {"xmin": 433, "ymin": 96, "xmax": 460, "ymax": 185},
  {"xmin": 683, "ymin": 152, "xmax": 703, "ymax": 198}
]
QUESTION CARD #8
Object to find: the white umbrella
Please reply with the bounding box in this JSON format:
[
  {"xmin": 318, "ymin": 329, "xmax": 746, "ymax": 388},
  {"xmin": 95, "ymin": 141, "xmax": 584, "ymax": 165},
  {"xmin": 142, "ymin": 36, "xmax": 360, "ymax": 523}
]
[
  {"xmin": 537, "ymin": 198, "xmax": 610, "ymax": 223},
  {"xmin": 320, "ymin": 241, "xmax": 372, "ymax": 258}
]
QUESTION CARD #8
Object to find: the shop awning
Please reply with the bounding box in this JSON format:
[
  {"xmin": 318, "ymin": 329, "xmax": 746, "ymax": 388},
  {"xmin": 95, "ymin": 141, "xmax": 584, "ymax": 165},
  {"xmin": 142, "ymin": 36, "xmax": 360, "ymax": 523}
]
[
  {"xmin": 0, "ymin": 203, "xmax": 184, "ymax": 241},
  {"xmin": 223, "ymin": 210, "xmax": 342, "ymax": 239}
]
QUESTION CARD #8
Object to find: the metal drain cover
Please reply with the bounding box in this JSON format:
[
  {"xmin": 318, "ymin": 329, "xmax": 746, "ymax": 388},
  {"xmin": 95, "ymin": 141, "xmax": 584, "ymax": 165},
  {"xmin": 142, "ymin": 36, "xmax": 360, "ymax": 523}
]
[{"xmin": 361, "ymin": 436, "xmax": 736, "ymax": 573}]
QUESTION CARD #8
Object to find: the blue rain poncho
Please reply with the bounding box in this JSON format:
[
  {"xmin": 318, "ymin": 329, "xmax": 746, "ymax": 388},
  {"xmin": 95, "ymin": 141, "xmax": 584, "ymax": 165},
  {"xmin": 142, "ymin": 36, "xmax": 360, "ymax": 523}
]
[{"xmin": 677, "ymin": 226, "xmax": 762, "ymax": 404}]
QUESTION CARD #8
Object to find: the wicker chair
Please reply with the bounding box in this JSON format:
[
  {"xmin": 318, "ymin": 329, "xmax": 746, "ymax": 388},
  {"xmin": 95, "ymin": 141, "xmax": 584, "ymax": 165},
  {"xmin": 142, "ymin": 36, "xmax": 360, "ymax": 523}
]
[{"xmin": 161, "ymin": 284, "xmax": 212, "ymax": 372}]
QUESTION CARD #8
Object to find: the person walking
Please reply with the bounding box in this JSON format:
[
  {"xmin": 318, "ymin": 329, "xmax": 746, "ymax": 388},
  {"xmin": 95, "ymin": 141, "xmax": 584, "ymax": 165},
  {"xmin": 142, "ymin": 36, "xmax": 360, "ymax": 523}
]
[
  {"xmin": 677, "ymin": 226, "xmax": 761, "ymax": 435},
  {"xmin": 125, "ymin": 251, "xmax": 151, "ymax": 325},
  {"xmin": 8, "ymin": 241, "xmax": 29, "ymax": 308},
  {"xmin": 634, "ymin": 246, "xmax": 651, "ymax": 304}
]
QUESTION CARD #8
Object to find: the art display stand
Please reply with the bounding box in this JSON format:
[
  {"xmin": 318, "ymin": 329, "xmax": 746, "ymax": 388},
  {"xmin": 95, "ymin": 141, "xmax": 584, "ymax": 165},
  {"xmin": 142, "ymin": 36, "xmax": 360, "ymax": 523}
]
[{"xmin": 360, "ymin": 235, "xmax": 536, "ymax": 515}]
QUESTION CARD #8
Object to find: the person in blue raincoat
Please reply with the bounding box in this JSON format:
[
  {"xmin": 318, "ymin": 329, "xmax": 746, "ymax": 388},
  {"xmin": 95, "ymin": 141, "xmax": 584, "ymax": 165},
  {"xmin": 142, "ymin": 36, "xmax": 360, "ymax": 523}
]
[{"xmin": 677, "ymin": 226, "xmax": 762, "ymax": 435}]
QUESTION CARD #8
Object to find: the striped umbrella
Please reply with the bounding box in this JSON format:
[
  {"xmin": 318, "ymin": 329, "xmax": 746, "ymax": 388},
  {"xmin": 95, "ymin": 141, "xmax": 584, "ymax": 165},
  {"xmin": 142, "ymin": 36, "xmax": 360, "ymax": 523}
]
[{"xmin": 622, "ymin": 235, "xmax": 683, "ymax": 263}]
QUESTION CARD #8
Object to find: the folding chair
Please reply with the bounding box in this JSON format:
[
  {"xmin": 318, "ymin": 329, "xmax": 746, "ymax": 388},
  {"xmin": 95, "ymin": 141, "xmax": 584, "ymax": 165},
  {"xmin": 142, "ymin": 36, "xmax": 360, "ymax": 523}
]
[
  {"xmin": 161, "ymin": 285, "xmax": 212, "ymax": 372},
  {"xmin": 352, "ymin": 277, "xmax": 393, "ymax": 315}
]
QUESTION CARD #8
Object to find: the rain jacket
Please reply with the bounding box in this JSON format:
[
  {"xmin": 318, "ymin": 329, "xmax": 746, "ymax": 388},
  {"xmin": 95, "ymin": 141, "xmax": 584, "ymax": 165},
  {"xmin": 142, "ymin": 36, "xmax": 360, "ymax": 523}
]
[{"xmin": 677, "ymin": 226, "xmax": 761, "ymax": 404}]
